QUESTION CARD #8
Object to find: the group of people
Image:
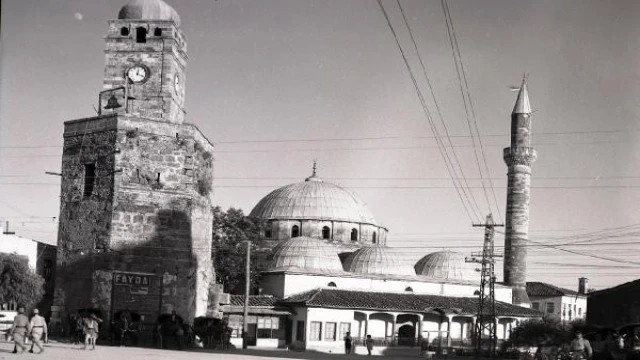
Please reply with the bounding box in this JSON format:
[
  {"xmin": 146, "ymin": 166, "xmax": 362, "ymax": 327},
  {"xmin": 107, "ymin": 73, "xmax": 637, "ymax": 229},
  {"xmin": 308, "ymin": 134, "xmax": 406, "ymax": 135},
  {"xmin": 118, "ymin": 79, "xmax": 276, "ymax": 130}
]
[
  {"xmin": 9, "ymin": 307, "xmax": 47, "ymax": 355},
  {"xmin": 68, "ymin": 311, "xmax": 103, "ymax": 350},
  {"xmin": 343, "ymin": 332, "xmax": 375, "ymax": 355}
]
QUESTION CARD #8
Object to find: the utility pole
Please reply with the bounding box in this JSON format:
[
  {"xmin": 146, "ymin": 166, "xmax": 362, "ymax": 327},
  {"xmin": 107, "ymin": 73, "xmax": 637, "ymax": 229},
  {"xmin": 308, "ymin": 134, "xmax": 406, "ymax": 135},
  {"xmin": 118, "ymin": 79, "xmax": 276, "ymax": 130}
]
[
  {"xmin": 466, "ymin": 214, "xmax": 503, "ymax": 357},
  {"xmin": 242, "ymin": 240, "xmax": 251, "ymax": 349}
]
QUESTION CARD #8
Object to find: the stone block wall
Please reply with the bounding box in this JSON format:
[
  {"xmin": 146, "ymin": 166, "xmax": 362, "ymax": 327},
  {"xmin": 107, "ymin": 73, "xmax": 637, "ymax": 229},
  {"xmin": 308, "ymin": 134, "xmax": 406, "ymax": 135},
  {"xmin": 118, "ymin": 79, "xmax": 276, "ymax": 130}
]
[{"xmin": 54, "ymin": 113, "xmax": 216, "ymax": 325}]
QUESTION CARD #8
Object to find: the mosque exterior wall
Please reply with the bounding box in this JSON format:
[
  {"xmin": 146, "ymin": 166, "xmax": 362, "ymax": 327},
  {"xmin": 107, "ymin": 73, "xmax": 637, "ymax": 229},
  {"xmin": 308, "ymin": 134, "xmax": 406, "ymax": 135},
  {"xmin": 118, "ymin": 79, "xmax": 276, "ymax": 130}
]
[
  {"xmin": 261, "ymin": 272, "xmax": 512, "ymax": 303},
  {"xmin": 263, "ymin": 219, "xmax": 387, "ymax": 245}
]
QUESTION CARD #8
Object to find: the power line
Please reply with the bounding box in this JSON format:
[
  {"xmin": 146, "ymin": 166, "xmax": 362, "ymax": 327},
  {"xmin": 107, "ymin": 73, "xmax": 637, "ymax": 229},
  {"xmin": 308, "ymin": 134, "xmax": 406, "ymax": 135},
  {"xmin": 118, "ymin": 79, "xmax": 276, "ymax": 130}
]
[
  {"xmin": 378, "ymin": 0, "xmax": 484, "ymax": 222},
  {"xmin": 439, "ymin": 0, "xmax": 503, "ymax": 223},
  {"xmin": 394, "ymin": 0, "xmax": 485, "ymax": 221}
]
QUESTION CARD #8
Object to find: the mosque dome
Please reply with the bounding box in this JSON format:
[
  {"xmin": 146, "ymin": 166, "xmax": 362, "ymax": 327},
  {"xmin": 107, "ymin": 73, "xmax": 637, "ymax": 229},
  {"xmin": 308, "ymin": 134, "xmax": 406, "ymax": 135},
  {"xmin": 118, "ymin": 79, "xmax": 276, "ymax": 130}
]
[
  {"xmin": 268, "ymin": 236, "xmax": 344, "ymax": 272},
  {"xmin": 414, "ymin": 251, "xmax": 476, "ymax": 282},
  {"xmin": 343, "ymin": 246, "xmax": 416, "ymax": 276},
  {"xmin": 118, "ymin": 0, "xmax": 181, "ymax": 27},
  {"xmin": 250, "ymin": 170, "xmax": 378, "ymax": 225}
]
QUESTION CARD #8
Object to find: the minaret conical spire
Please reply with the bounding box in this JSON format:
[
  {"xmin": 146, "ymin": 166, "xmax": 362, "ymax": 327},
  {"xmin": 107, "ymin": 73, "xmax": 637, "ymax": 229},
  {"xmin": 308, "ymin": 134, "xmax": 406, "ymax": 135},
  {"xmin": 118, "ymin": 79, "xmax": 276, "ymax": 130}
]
[{"xmin": 512, "ymin": 77, "xmax": 531, "ymax": 114}]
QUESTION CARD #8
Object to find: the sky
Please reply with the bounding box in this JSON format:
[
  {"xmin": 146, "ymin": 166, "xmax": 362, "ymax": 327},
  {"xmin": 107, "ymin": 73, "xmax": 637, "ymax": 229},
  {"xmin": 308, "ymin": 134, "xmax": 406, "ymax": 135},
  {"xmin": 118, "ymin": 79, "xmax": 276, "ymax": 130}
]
[{"xmin": 1, "ymin": 0, "xmax": 640, "ymax": 291}]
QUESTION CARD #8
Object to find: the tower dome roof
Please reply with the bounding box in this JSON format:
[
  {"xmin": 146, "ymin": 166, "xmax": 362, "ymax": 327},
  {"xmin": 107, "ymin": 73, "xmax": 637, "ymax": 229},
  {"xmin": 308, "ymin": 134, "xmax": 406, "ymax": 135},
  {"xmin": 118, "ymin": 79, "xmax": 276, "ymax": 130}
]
[
  {"xmin": 249, "ymin": 170, "xmax": 378, "ymax": 225},
  {"xmin": 118, "ymin": 0, "xmax": 181, "ymax": 26},
  {"xmin": 343, "ymin": 246, "xmax": 416, "ymax": 276},
  {"xmin": 414, "ymin": 251, "xmax": 476, "ymax": 282},
  {"xmin": 268, "ymin": 236, "xmax": 344, "ymax": 272}
]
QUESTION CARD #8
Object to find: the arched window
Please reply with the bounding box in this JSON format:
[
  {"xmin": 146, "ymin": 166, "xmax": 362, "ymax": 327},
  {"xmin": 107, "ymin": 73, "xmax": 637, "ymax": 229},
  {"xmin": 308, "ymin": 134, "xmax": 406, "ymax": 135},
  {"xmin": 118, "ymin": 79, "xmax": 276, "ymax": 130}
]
[
  {"xmin": 405, "ymin": 287, "xmax": 413, "ymax": 292},
  {"xmin": 350, "ymin": 228, "xmax": 358, "ymax": 242},
  {"xmin": 372, "ymin": 231, "xmax": 377, "ymax": 244},
  {"xmin": 322, "ymin": 226, "xmax": 330, "ymax": 240},
  {"xmin": 154, "ymin": 28, "xmax": 163, "ymax": 37},
  {"xmin": 291, "ymin": 225, "xmax": 300, "ymax": 238},
  {"xmin": 120, "ymin": 27, "xmax": 130, "ymax": 36},
  {"xmin": 136, "ymin": 27, "xmax": 147, "ymax": 43},
  {"xmin": 328, "ymin": 282, "xmax": 337, "ymax": 287}
]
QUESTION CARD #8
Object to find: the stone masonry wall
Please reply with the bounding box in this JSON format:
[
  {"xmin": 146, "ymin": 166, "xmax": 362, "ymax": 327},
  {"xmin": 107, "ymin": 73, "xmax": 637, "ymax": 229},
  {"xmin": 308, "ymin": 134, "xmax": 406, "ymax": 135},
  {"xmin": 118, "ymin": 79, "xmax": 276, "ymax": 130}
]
[{"xmin": 54, "ymin": 114, "xmax": 215, "ymax": 324}]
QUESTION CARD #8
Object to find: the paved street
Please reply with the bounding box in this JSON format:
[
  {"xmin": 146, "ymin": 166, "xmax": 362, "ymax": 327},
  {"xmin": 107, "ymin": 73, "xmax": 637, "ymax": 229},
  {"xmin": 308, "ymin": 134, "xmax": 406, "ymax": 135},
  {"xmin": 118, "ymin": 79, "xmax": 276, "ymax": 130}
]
[{"xmin": 0, "ymin": 341, "xmax": 428, "ymax": 360}]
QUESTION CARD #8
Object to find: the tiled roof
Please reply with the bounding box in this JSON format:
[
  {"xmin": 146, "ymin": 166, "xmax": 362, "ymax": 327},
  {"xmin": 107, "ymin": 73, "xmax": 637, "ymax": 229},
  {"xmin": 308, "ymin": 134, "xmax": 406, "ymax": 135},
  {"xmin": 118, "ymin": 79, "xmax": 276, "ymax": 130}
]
[
  {"xmin": 229, "ymin": 295, "xmax": 279, "ymax": 307},
  {"xmin": 526, "ymin": 282, "xmax": 582, "ymax": 297},
  {"xmin": 281, "ymin": 288, "xmax": 542, "ymax": 318}
]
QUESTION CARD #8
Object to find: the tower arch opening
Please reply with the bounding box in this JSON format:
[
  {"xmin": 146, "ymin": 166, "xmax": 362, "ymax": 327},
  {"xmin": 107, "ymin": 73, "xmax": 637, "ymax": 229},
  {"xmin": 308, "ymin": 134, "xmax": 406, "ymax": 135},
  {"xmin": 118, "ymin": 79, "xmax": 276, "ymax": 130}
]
[
  {"xmin": 322, "ymin": 226, "xmax": 330, "ymax": 240},
  {"xmin": 350, "ymin": 228, "xmax": 358, "ymax": 242},
  {"xmin": 136, "ymin": 27, "xmax": 147, "ymax": 43}
]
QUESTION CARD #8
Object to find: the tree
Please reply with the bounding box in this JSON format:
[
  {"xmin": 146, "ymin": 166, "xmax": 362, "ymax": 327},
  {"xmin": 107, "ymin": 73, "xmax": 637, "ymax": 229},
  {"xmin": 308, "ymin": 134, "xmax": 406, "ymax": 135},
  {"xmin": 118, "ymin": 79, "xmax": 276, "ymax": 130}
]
[
  {"xmin": 508, "ymin": 318, "xmax": 585, "ymax": 347},
  {"xmin": 211, "ymin": 207, "xmax": 266, "ymax": 294},
  {"xmin": 0, "ymin": 253, "xmax": 45, "ymax": 310}
]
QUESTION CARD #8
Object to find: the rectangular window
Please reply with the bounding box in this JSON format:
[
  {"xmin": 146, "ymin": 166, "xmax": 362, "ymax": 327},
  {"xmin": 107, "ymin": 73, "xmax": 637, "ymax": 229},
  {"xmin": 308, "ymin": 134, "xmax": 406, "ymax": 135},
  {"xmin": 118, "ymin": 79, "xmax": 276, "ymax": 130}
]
[
  {"xmin": 578, "ymin": 308, "xmax": 582, "ymax": 316},
  {"xmin": 310, "ymin": 321, "xmax": 322, "ymax": 341},
  {"xmin": 546, "ymin": 302, "xmax": 555, "ymax": 314},
  {"xmin": 532, "ymin": 302, "xmax": 540, "ymax": 311},
  {"xmin": 83, "ymin": 163, "xmax": 96, "ymax": 197},
  {"xmin": 324, "ymin": 322, "xmax": 336, "ymax": 341},
  {"xmin": 339, "ymin": 322, "xmax": 351, "ymax": 341},
  {"xmin": 296, "ymin": 321, "xmax": 305, "ymax": 341}
]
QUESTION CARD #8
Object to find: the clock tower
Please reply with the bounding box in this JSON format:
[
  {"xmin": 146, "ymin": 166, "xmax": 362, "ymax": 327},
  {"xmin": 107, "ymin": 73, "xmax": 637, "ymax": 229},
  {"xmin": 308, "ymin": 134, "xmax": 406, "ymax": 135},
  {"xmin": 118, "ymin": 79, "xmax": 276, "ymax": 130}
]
[
  {"xmin": 52, "ymin": 0, "xmax": 226, "ymax": 328},
  {"xmin": 103, "ymin": 0, "xmax": 187, "ymax": 123}
]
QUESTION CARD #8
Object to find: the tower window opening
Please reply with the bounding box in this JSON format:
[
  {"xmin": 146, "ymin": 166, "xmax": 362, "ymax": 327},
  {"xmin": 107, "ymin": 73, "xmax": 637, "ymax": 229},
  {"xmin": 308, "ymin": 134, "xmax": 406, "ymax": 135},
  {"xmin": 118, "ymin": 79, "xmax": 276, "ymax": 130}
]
[
  {"xmin": 350, "ymin": 228, "xmax": 358, "ymax": 242},
  {"xmin": 120, "ymin": 27, "xmax": 130, "ymax": 36},
  {"xmin": 154, "ymin": 28, "xmax": 163, "ymax": 37},
  {"xmin": 83, "ymin": 163, "xmax": 96, "ymax": 198},
  {"xmin": 156, "ymin": 173, "xmax": 161, "ymax": 184},
  {"xmin": 264, "ymin": 229, "xmax": 272, "ymax": 238},
  {"xmin": 372, "ymin": 231, "xmax": 377, "ymax": 244},
  {"xmin": 322, "ymin": 226, "xmax": 330, "ymax": 240},
  {"xmin": 291, "ymin": 225, "xmax": 300, "ymax": 238},
  {"xmin": 327, "ymin": 282, "xmax": 337, "ymax": 287},
  {"xmin": 136, "ymin": 27, "xmax": 147, "ymax": 43}
]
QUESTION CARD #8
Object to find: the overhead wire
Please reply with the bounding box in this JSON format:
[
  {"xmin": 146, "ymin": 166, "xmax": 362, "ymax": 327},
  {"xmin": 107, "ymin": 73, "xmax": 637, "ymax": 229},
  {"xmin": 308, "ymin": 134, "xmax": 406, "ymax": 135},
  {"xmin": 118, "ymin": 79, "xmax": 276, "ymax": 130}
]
[
  {"xmin": 394, "ymin": 0, "xmax": 484, "ymax": 222},
  {"xmin": 377, "ymin": 0, "xmax": 481, "ymax": 223},
  {"xmin": 440, "ymin": 0, "xmax": 503, "ymax": 222}
]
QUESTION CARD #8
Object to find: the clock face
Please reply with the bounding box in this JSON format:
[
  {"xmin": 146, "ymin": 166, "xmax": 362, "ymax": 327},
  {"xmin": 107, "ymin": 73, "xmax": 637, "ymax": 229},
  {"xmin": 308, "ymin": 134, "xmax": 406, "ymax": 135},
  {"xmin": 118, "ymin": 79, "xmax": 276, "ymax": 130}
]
[{"xmin": 126, "ymin": 65, "xmax": 148, "ymax": 84}]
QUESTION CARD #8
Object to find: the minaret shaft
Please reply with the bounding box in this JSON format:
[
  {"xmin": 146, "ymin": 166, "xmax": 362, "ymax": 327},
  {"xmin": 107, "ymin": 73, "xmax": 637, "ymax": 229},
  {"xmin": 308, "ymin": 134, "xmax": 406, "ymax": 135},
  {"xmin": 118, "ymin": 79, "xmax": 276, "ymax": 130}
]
[{"xmin": 503, "ymin": 82, "xmax": 536, "ymax": 306}]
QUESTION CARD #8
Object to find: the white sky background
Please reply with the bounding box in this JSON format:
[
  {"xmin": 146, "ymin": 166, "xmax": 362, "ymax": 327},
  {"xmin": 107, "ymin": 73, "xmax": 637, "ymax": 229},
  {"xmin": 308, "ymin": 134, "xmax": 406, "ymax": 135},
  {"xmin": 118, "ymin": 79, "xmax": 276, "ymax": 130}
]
[{"xmin": 1, "ymin": 0, "xmax": 640, "ymax": 291}]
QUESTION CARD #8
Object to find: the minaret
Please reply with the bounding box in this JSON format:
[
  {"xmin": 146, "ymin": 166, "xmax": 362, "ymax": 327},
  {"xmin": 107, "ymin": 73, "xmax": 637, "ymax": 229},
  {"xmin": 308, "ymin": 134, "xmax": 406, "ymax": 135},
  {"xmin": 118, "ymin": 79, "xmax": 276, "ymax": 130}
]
[{"xmin": 503, "ymin": 78, "xmax": 537, "ymax": 307}]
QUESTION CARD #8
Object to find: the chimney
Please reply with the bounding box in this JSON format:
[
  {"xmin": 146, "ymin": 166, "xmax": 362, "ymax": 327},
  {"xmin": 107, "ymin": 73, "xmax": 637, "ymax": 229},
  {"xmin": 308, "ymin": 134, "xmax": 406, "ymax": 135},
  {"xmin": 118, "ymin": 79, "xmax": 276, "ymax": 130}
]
[{"xmin": 578, "ymin": 277, "xmax": 589, "ymax": 294}]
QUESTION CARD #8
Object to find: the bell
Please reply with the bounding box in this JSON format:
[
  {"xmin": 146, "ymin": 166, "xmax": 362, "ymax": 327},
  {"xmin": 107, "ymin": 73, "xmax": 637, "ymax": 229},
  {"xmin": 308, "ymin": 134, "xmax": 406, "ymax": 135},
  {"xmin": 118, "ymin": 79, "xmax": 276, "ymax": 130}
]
[{"xmin": 104, "ymin": 94, "xmax": 122, "ymax": 110}]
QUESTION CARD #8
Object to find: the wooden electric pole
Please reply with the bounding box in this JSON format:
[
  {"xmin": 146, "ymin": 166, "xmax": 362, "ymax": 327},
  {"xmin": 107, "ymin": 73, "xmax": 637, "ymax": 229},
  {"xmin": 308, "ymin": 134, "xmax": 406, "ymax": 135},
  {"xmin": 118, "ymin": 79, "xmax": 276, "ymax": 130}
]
[{"xmin": 242, "ymin": 240, "xmax": 251, "ymax": 349}]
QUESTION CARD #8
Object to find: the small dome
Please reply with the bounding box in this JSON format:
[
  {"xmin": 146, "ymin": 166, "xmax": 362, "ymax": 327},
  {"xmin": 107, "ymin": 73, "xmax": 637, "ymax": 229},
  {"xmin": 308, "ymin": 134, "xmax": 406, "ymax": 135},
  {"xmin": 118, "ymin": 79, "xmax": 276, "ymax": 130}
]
[
  {"xmin": 250, "ymin": 172, "xmax": 378, "ymax": 225},
  {"xmin": 268, "ymin": 236, "xmax": 344, "ymax": 272},
  {"xmin": 414, "ymin": 251, "xmax": 476, "ymax": 282},
  {"xmin": 118, "ymin": 0, "xmax": 181, "ymax": 27},
  {"xmin": 343, "ymin": 246, "xmax": 416, "ymax": 276}
]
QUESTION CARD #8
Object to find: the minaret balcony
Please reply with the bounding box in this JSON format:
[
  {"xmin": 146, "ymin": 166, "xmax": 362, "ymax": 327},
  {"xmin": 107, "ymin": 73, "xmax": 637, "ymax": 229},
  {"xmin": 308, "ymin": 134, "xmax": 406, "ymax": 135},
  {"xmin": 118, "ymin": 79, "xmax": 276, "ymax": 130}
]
[{"xmin": 503, "ymin": 147, "xmax": 537, "ymax": 167}]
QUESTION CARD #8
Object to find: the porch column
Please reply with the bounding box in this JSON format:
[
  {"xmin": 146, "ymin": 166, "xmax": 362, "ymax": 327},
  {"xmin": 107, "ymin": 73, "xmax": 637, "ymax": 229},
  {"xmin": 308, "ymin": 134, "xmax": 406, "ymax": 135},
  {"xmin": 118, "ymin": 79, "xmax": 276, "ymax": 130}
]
[
  {"xmin": 446, "ymin": 314, "xmax": 454, "ymax": 348},
  {"xmin": 494, "ymin": 317, "xmax": 500, "ymax": 340},
  {"xmin": 364, "ymin": 313, "xmax": 370, "ymax": 338},
  {"xmin": 391, "ymin": 314, "xmax": 397, "ymax": 342},
  {"xmin": 416, "ymin": 314, "xmax": 423, "ymax": 342}
]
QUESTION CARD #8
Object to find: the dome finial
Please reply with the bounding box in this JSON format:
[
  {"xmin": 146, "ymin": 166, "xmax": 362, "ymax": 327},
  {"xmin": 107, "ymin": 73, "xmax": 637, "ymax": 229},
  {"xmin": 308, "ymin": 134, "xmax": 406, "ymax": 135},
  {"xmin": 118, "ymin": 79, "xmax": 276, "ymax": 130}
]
[{"xmin": 305, "ymin": 159, "xmax": 322, "ymax": 182}]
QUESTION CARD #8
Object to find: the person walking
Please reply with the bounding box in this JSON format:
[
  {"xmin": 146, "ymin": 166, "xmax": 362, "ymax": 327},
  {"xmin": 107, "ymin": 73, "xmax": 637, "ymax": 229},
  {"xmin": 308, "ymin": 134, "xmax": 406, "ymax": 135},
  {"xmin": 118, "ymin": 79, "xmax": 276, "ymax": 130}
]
[
  {"xmin": 10, "ymin": 306, "xmax": 31, "ymax": 354},
  {"xmin": 344, "ymin": 331, "xmax": 353, "ymax": 354},
  {"xmin": 83, "ymin": 313, "xmax": 102, "ymax": 350},
  {"xmin": 570, "ymin": 331, "xmax": 593, "ymax": 360},
  {"xmin": 29, "ymin": 309, "xmax": 47, "ymax": 354},
  {"xmin": 366, "ymin": 334, "xmax": 374, "ymax": 356}
]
